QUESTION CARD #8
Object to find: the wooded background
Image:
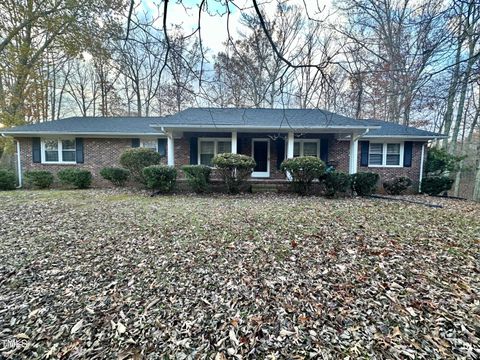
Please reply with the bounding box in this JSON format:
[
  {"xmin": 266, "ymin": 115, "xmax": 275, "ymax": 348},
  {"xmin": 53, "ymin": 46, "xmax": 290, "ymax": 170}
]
[{"xmin": 0, "ymin": 0, "xmax": 479, "ymax": 199}]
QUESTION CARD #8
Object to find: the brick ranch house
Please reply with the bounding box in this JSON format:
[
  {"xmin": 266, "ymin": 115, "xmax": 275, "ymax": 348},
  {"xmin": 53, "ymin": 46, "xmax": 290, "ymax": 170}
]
[{"xmin": 2, "ymin": 108, "xmax": 446, "ymax": 190}]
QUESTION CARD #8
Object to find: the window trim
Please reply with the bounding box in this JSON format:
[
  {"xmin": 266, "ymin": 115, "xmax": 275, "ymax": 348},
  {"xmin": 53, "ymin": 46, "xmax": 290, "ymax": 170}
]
[
  {"xmin": 197, "ymin": 137, "xmax": 232, "ymax": 166},
  {"xmin": 140, "ymin": 138, "xmax": 158, "ymax": 151},
  {"xmin": 286, "ymin": 139, "xmax": 321, "ymax": 158},
  {"xmin": 41, "ymin": 138, "xmax": 77, "ymax": 164},
  {"xmin": 368, "ymin": 142, "xmax": 404, "ymax": 168}
]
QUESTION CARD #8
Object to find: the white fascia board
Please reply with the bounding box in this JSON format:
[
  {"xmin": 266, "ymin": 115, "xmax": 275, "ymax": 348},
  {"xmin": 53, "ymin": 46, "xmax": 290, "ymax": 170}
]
[
  {"xmin": 2, "ymin": 131, "xmax": 166, "ymax": 138},
  {"xmin": 363, "ymin": 135, "xmax": 448, "ymax": 140},
  {"xmin": 151, "ymin": 124, "xmax": 380, "ymax": 132}
]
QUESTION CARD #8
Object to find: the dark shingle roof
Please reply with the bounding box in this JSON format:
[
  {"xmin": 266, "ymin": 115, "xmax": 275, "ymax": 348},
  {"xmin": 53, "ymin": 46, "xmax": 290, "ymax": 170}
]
[
  {"xmin": 156, "ymin": 108, "xmax": 374, "ymax": 129},
  {"xmin": 2, "ymin": 108, "xmax": 446, "ymax": 139},
  {"xmin": 2, "ymin": 116, "xmax": 162, "ymax": 136},
  {"xmin": 358, "ymin": 118, "xmax": 444, "ymax": 138}
]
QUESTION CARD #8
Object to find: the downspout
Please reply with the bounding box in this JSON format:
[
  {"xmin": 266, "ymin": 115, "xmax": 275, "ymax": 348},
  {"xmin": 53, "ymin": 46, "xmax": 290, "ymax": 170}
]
[{"xmin": 419, "ymin": 143, "xmax": 425, "ymax": 193}]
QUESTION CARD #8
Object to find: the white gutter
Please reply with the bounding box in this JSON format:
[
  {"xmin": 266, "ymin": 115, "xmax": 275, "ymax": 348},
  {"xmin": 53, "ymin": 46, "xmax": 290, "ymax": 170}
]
[
  {"xmin": 151, "ymin": 124, "xmax": 380, "ymax": 130},
  {"xmin": 16, "ymin": 140, "xmax": 22, "ymax": 188},
  {"xmin": 1, "ymin": 131, "xmax": 164, "ymax": 137},
  {"xmin": 419, "ymin": 143, "xmax": 425, "ymax": 193},
  {"xmin": 364, "ymin": 135, "xmax": 448, "ymax": 139}
]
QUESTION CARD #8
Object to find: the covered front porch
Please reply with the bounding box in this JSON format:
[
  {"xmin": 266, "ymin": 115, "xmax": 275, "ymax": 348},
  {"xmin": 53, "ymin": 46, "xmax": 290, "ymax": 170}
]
[{"xmin": 161, "ymin": 130, "xmax": 364, "ymax": 179}]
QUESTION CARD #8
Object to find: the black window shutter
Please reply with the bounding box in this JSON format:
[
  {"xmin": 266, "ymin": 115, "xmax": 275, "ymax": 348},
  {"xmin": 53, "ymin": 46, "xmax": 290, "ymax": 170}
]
[
  {"xmin": 32, "ymin": 138, "xmax": 41, "ymax": 163},
  {"xmin": 320, "ymin": 139, "xmax": 329, "ymax": 163},
  {"xmin": 403, "ymin": 141, "xmax": 413, "ymax": 167},
  {"xmin": 131, "ymin": 138, "xmax": 140, "ymax": 148},
  {"xmin": 190, "ymin": 137, "xmax": 198, "ymax": 164},
  {"xmin": 276, "ymin": 138, "xmax": 285, "ymax": 169},
  {"xmin": 75, "ymin": 138, "xmax": 84, "ymax": 163},
  {"xmin": 158, "ymin": 138, "xmax": 167, "ymax": 157},
  {"xmin": 360, "ymin": 141, "xmax": 369, "ymax": 167}
]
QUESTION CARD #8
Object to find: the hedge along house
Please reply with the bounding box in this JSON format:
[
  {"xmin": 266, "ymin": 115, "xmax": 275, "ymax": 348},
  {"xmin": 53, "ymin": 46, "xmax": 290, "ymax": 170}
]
[{"xmin": 2, "ymin": 108, "xmax": 446, "ymax": 189}]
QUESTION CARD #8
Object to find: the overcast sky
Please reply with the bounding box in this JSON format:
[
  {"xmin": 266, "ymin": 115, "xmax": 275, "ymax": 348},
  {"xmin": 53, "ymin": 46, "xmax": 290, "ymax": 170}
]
[{"xmin": 141, "ymin": 0, "xmax": 335, "ymax": 55}]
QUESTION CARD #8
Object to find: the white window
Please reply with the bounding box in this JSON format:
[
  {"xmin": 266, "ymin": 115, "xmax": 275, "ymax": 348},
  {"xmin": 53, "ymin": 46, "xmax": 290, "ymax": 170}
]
[
  {"xmin": 292, "ymin": 139, "xmax": 320, "ymax": 157},
  {"xmin": 368, "ymin": 143, "xmax": 403, "ymax": 167},
  {"xmin": 198, "ymin": 138, "xmax": 232, "ymax": 166},
  {"xmin": 42, "ymin": 139, "xmax": 76, "ymax": 164},
  {"xmin": 140, "ymin": 139, "xmax": 158, "ymax": 151}
]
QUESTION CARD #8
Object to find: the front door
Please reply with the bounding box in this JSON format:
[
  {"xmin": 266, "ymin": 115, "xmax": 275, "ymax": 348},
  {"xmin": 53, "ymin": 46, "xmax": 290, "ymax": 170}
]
[{"xmin": 252, "ymin": 139, "xmax": 270, "ymax": 178}]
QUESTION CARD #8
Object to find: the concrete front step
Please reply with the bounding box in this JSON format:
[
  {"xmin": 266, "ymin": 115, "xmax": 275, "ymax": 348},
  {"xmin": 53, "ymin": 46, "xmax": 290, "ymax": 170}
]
[{"xmin": 251, "ymin": 184, "xmax": 281, "ymax": 193}]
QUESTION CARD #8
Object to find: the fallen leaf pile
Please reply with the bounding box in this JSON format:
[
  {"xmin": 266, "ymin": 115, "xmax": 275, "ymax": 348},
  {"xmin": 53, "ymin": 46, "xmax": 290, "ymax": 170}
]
[{"xmin": 0, "ymin": 190, "xmax": 479, "ymax": 358}]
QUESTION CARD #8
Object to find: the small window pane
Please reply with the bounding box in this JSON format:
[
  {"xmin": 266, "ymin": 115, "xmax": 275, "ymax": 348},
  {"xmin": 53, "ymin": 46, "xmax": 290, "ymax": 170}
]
[
  {"xmin": 44, "ymin": 139, "xmax": 58, "ymax": 151},
  {"xmin": 62, "ymin": 151, "xmax": 76, "ymax": 162},
  {"xmin": 370, "ymin": 143, "xmax": 383, "ymax": 154},
  {"xmin": 45, "ymin": 151, "xmax": 59, "ymax": 162},
  {"xmin": 293, "ymin": 142, "xmax": 300, "ymax": 157},
  {"xmin": 200, "ymin": 154, "xmax": 214, "ymax": 166},
  {"xmin": 369, "ymin": 154, "xmax": 383, "ymax": 165},
  {"xmin": 142, "ymin": 140, "xmax": 157, "ymax": 150},
  {"xmin": 386, "ymin": 154, "xmax": 400, "ymax": 165},
  {"xmin": 303, "ymin": 142, "xmax": 318, "ymax": 157},
  {"xmin": 387, "ymin": 144, "xmax": 400, "ymax": 154},
  {"xmin": 217, "ymin": 141, "xmax": 231, "ymax": 154},
  {"xmin": 200, "ymin": 141, "xmax": 214, "ymax": 154},
  {"xmin": 62, "ymin": 139, "xmax": 75, "ymax": 150}
]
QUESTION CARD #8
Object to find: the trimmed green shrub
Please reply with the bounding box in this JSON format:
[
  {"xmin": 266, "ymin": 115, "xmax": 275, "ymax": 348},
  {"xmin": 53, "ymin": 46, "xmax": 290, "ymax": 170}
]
[
  {"xmin": 383, "ymin": 176, "xmax": 412, "ymax": 195},
  {"xmin": 212, "ymin": 153, "xmax": 256, "ymax": 194},
  {"xmin": 351, "ymin": 172, "xmax": 379, "ymax": 196},
  {"xmin": 181, "ymin": 165, "xmax": 211, "ymax": 193},
  {"xmin": 119, "ymin": 148, "xmax": 162, "ymax": 183},
  {"xmin": 57, "ymin": 168, "xmax": 92, "ymax": 189},
  {"xmin": 280, "ymin": 156, "xmax": 326, "ymax": 195},
  {"xmin": 143, "ymin": 165, "xmax": 177, "ymax": 193},
  {"xmin": 425, "ymin": 147, "xmax": 462, "ymax": 175},
  {"xmin": 0, "ymin": 169, "xmax": 16, "ymax": 190},
  {"xmin": 100, "ymin": 167, "xmax": 130, "ymax": 187},
  {"xmin": 421, "ymin": 176, "xmax": 454, "ymax": 196},
  {"xmin": 24, "ymin": 170, "xmax": 54, "ymax": 189},
  {"xmin": 322, "ymin": 171, "xmax": 351, "ymax": 198}
]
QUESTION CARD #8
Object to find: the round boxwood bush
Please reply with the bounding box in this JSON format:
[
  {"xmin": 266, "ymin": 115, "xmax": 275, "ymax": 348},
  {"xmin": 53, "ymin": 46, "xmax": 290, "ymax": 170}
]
[
  {"xmin": 142, "ymin": 165, "xmax": 177, "ymax": 193},
  {"xmin": 24, "ymin": 170, "xmax": 54, "ymax": 189},
  {"xmin": 350, "ymin": 172, "xmax": 379, "ymax": 196},
  {"xmin": 322, "ymin": 171, "xmax": 351, "ymax": 198},
  {"xmin": 383, "ymin": 176, "xmax": 412, "ymax": 195},
  {"xmin": 119, "ymin": 148, "xmax": 162, "ymax": 184},
  {"xmin": 57, "ymin": 168, "xmax": 92, "ymax": 189},
  {"xmin": 100, "ymin": 167, "xmax": 130, "ymax": 187},
  {"xmin": 421, "ymin": 176, "xmax": 454, "ymax": 196},
  {"xmin": 181, "ymin": 165, "xmax": 211, "ymax": 193},
  {"xmin": 0, "ymin": 169, "xmax": 16, "ymax": 190},
  {"xmin": 212, "ymin": 153, "xmax": 256, "ymax": 194},
  {"xmin": 280, "ymin": 156, "xmax": 325, "ymax": 195}
]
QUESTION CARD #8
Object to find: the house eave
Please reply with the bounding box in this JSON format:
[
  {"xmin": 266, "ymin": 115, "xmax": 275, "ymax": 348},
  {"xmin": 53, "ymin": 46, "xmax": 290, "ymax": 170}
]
[
  {"xmin": 2, "ymin": 131, "xmax": 165, "ymax": 138},
  {"xmin": 150, "ymin": 124, "xmax": 381, "ymax": 133},
  {"xmin": 363, "ymin": 135, "xmax": 448, "ymax": 140}
]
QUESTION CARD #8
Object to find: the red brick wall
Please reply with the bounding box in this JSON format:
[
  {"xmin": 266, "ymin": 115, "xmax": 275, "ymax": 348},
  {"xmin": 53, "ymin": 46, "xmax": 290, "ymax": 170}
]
[
  {"xmin": 357, "ymin": 141, "xmax": 426, "ymax": 191},
  {"xmin": 18, "ymin": 137, "xmax": 132, "ymax": 186},
  {"xmin": 16, "ymin": 136, "xmax": 427, "ymax": 190}
]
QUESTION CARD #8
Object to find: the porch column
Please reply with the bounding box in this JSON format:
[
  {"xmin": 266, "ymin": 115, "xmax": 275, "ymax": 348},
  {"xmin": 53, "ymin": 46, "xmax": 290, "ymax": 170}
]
[
  {"xmin": 167, "ymin": 133, "xmax": 174, "ymax": 166},
  {"xmin": 231, "ymin": 131, "xmax": 237, "ymax": 154},
  {"xmin": 287, "ymin": 131, "xmax": 294, "ymax": 158},
  {"xmin": 349, "ymin": 134, "xmax": 358, "ymax": 174}
]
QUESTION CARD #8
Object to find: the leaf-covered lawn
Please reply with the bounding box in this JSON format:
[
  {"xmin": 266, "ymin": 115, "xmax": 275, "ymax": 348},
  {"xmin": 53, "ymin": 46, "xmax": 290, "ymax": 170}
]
[{"xmin": 0, "ymin": 190, "xmax": 479, "ymax": 359}]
